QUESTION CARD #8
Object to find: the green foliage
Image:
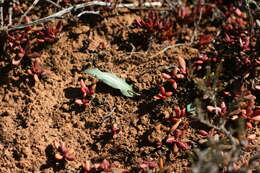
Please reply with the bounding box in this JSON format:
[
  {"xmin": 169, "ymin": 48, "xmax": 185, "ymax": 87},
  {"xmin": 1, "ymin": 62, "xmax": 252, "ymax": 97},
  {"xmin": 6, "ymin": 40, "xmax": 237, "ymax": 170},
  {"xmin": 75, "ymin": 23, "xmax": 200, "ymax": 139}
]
[{"xmin": 85, "ymin": 68, "xmax": 134, "ymax": 97}]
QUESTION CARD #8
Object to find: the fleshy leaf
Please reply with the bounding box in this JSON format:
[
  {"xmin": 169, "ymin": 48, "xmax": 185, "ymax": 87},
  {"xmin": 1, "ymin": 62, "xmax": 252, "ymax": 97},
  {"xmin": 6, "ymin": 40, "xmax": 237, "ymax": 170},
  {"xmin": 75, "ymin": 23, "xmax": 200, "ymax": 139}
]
[
  {"xmin": 85, "ymin": 68, "xmax": 134, "ymax": 97},
  {"xmin": 187, "ymin": 103, "xmax": 196, "ymax": 114}
]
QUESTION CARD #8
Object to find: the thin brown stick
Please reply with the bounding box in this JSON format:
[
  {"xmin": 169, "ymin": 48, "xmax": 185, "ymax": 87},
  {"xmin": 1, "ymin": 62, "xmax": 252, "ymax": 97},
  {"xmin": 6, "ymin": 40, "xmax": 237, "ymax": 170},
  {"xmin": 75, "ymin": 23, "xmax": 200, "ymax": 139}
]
[
  {"xmin": 150, "ymin": 43, "xmax": 186, "ymax": 59},
  {"xmin": 190, "ymin": 0, "xmax": 203, "ymax": 44},
  {"xmin": 8, "ymin": 1, "xmax": 13, "ymax": 26},
  {"xmin": 18, "ymin": 0, "xmax": 40, "ymax": 24},
  {"xmin": 245, "ymin": 0, "xmax": 254, "ymax": 36},
  {"xmin": 0, "ymin": 0, "xmax": 4, "ymax": 28},
  {"xmin": 77, "ymin": 10, "xmax": 100, "ymax": 17},
  {"xmin": 45, "ymin": 0, "xmax": 62, "ymax": 9},
  {"xmin": 8, "ymin": 1, "xmax": 162, "ymax": 31}
]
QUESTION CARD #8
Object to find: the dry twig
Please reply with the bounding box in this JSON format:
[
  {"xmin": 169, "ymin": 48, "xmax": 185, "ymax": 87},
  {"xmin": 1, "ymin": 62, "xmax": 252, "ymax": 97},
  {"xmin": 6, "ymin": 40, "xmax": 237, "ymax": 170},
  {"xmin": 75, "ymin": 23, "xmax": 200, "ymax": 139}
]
[
  {"xmin": 18, "ymin": 0, "xmax": 40, "ymax": 24},
  {"xmin": 8, "ymin": 1, "xmax": 162, "ymax": 31},
  {"xmin": 0, "ymin": 0, "xmax": 4, "ymax": 28}
]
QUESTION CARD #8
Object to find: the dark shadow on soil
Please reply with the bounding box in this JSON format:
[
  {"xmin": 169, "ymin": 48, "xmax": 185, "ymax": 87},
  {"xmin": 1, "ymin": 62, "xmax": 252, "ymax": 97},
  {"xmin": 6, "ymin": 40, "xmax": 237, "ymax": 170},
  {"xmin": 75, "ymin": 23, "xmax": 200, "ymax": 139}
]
[
  {"xmin": 111, "ymin": 35, "xmax": 134, "ymax": 52},
  {"xmin": 137, "ymin": 100, "xmax": 162, "ymax": 116},
  {"xmin": 90, "ymin": 132, "xmax": 113, "ymax": 151},
  {"xmin": 189, "ymin": 119, "xmax": 211, "ymax": 131},
  {"xmin": 127, "ymin": 32, "xmax": 150, "ymax": 51},
  {"xmin": 40, "ymin": 144, "xmax": 66, "ymax": 172},
  {"xmin": 0, "ymin": 63, "xmax": 36, "ymax": 87},
  {"xmin": 84, "ymin": 121, "xmax": 101, "ymax": 130},
  {"xmin": 110, "ymin": 29, "xmax": 150, "ymax": 51},
  {"xmin": 63, "ymin": 87, "xmax": 87, "ymax": 113},
  {"xmin": 95, "ymin": 82, "xmax": 126, "ymax": 97},
  {"xmin": 78, "ymin": 13, "xmax": 103, "ymax": 27},
  {"xmin": 137, "ymin": 130, "xmax": 154, "ymax": 148},
  {"xmin": 108, "ymin": 146, "xmax": 135, "ymax": 166},
  {"xmin": 0, "ymin": 64, "xmax": 12, "ymax": 86},
  {"xmin": 136, "ymin": 87, "xmax": 163, "ymax": 116},
  {"xmin": 64, "ymin": 87, "xmax": 82, "ymax": 99}
]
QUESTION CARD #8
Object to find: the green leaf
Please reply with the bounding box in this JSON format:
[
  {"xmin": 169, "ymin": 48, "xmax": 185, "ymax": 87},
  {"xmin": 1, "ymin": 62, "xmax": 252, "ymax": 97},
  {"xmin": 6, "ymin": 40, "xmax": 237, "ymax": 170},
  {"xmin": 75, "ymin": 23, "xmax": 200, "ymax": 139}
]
[
  {"xmin": 187, "ymin": 103, "xmax": 196, "ymax": 114},
  {"xmin": 85, "ymin": 68, "xmax": 134, "ymax": 97}
]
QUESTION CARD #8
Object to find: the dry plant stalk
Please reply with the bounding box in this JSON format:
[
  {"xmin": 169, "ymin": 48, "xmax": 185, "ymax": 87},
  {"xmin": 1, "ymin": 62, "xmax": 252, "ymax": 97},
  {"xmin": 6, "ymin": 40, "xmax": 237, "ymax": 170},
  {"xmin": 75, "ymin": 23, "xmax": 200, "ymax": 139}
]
[{"xmin": 3, "ymin": 1, "xmax": 162, "ymax": 31}]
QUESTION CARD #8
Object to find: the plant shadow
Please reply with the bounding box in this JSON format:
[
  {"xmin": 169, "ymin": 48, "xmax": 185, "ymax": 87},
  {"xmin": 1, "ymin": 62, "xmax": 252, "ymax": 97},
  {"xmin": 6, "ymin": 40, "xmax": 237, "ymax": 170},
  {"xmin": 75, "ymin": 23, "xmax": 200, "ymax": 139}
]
[{"xmin": 40, "ymin": 144, "xmax": 66, "ymax": 172}]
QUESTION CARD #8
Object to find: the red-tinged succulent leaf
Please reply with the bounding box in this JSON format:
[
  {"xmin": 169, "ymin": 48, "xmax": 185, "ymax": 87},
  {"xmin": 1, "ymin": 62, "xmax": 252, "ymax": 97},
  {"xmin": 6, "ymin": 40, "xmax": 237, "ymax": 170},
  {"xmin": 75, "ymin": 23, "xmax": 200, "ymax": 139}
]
[
  {"xmin": 75, "ymin": 99, "xmax": 84, "ymax": 105},
  {"xmin": 46, "ymin": 37, "xmax": 55, "ymax": 42},
  {"xmin": 178, "ymin": 7, "xmax": 191, "ymax": 19},
  {"xmin": 229, "ymin": 109, "xmax": 242, "ymax": 115},
  {"xmin": 235, "ymin": 8, "xmax": 243, "ymax": 17},
  {"xmin": 246, "ymin": 122, "xmax": 253, "ymax": 128},
  {"xmin": 174, "ymin": 106, "xmax": 181, "ymax": 117},
  {"xmin": 8, "ymin": 35, "xmax": 16, "ymax": 41},
  {"xmin": 224, "ymin": 34, "xmax": 233, "ymax": 43},
  {"xmin": 176, "ymin": 74, "xmax": 185, "ymax": 79},
  {"xmin": 32, "ymin": 59, "xmax": 46, "ymax": 74},
  {"xmin": 154, "ymin": 95, "xmax": 163, "ymax": 100},
  {"xmin": 178, "ymin": 57, "xmax": 186, "ymax": 74},
  {"xmin": 65, "ymin": 154, "xmax": 76, "ymax": 161},
  {"xmin": 55, "ymin": 153, "xmax": 63, "ymax": 160},
  {"xmin": 94, "ymin": 163, "xmax": 101, "ymax": 169},
  {"xmin": 162, "ymin": 73, "xmax": 172, "ymax": 80},
  {"xmin": 170, "ymin": 119, "xmax": 182, "ymax": 133},
  {"xmin": 157, "ymin": 93, "xmax": 164, "ymax": 98},
  {"xmin": 199, "ymin": 130, "xmax": 209, "ymax": 136},
  {"xmin": 12, "ymin": 58, "xmax": 22, "ymax": 66},
  {"xmin": 207, "ymin": 105, "xmax": 215, "ymax": 113},
  {"xmin": 139, "ymin": 163, "xmax": 148, "ymax": 169},
  {"xmin": 246, "ymin": 107, "xmax": 254, "ymax": 116},
  {"xmin": 239, "ymin": 37, "xmax": 244, "ymax": 48},
  {"xmin": 169, "ymin": 79, "xmax": 177, "ymax": 89},
  {"xmin": 146, "ymin": 161, "xmax": 158, "ymax": 168},
  {"xmin": 244, "ymin": 95, "xmax": 256, "ymax": 102},
  {"xmin": 170, "ymin": 118, "xmax": 180, "ymax": 122},
  {"xmin": 223, "ymin": 91, "xmax": 231, "ymax": 96},
  {"xmin": 215, "ymin": 107, "xmax": 222, "ymax": 114},
  {"xmin": 249, "ymin": 115, "xmax": 260, "ymax": 122},
  {"xmin": 176, "ymin": 141, "xmax": 190, "ymax": 150},
  {"xmin": 89, "ymin": 84, "xmax": 96, "ymax": 95},
  {"xmin": 31, "ymin": 26, "xmax": 44, "ymax": 32},
  {"xmin": 168, "ymin": 79, "xmax": 175, "ymax": 84},
  {"xmin": 196, "ymin": 66, "xmax": 202, "ymax": 71},
  {"xmin": 254, "ymin": 109, "xmax": 260, "ymax": 116},
  {"xmin": 18, "ymin": 51, "xmax": 25, "ymax": 59},
  {"xmin": 165, "ymin": 91, "xmax": 173, "ymax": 97},
  {"xmin": 199, "ymin": 34, "xmax": 213, "ymax": 46},
  {"xmin": 56, "ymin": 21, "xmax": 63, "ymax": 32},
  {"xmin": 82, "ymin": 99, "xmax": 90, "ymax": 106},
  {"xmin": 64, "ymin": 148, "xmax": 76, "ymax": 161},
  {"xmin": 172, "ymin": 67, "xmax": 179, "ymax": 76},
  {"xmin": 194, "ymin": 60, "xmax": 204, "ymax": 64},
  {"xmin": 220, "ymin": 101, "xmax": 227, "ymax": 112},
  {"xmin": 134, "ymin": 19, "xmax": 142, "ymax": 27},
  {"xmin": 101, "ymin": 159, "xmax": 110, "ymax": 169},
  {"xmin": 15, "ymin": 40, "xmax": 21, "ymax": 44},
  {"xmin": 255, "ymin": 85, "xmax": 260, "ymax": 90},
  {"xmin": 82, "ymin": 160, "xmax": 92, "ymax": 172},
  {"xmin": 174, "ymin": 129, "xmax": 183, "ymax": 138},
  {"xmin": 60, "ymin": 142, "xmax": 68, "ymax": 154},
  {"xmin": 159, "ymin": 86, "xmax": 166, "ymax": 95},
  {"xmin": 37, "ymin": 39, "xmax": 45, "ymax": 43},
  {"xmin": 166, "ymin": 137, "xmax": 177, "ymax": 143},
  {"xmin": 80, "ymin": 80, "xmax": 89, "ymax": 95},
  {"xmin": 180, "ymin": 108, "xmax": 186, "ymax": 117}
]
